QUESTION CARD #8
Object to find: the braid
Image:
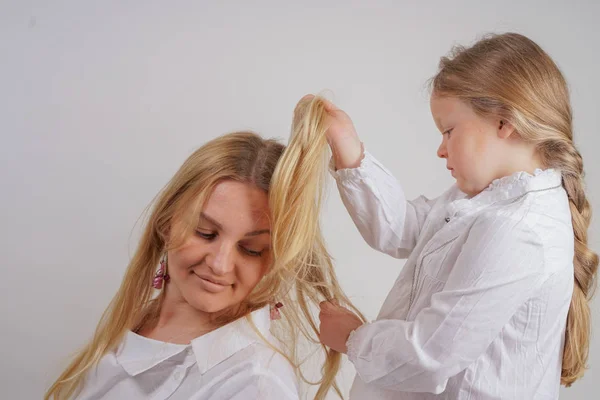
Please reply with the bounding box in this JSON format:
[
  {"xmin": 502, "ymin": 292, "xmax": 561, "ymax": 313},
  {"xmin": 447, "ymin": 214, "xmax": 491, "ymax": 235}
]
[{"xmin": 543, "ymin": 139, "xmax": 599, "ymax": 386}]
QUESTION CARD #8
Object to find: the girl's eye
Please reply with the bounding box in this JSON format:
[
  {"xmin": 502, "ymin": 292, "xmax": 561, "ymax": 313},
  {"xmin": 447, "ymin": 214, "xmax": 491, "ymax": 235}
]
[
  {"xmin": 196, "ymin": 231, "xmax": 217, "ymax": 240},
  {"xmin": 444, "ymin": 128, "xmax": 454, "ymax": 137}
]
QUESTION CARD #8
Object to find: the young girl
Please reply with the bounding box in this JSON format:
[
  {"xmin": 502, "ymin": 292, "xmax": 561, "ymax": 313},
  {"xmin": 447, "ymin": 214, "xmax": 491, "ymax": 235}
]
[
  {"xmin": 45, "ymin": 97, "xmax": 365, "ymax": 400},
  {"xmin": 316, "ymin": 33, "xmax": 598, "ymax": 399}
]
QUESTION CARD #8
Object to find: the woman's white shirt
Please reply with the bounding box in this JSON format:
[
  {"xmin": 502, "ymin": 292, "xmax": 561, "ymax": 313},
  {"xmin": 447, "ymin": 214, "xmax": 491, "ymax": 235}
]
[
  {"xmin": 75, "ymin": 306, "xmax": 299, "ymax": 400},
  {"xmin": 332, "ymin": 150, "xmax": 573, "ymax": 400}
]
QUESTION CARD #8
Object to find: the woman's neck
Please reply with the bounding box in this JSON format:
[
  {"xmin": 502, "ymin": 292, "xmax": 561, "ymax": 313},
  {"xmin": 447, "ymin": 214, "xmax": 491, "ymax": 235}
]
[{"xmin": 138, "ymin": 289, "xmax": 217, "ymax": 344}]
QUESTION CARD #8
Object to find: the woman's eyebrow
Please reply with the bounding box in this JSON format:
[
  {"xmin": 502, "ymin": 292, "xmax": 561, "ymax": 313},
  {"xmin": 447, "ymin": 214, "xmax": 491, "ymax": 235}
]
[{"xmin": 200, "ymin": 212, "xmax": 270, "ymax": 237}]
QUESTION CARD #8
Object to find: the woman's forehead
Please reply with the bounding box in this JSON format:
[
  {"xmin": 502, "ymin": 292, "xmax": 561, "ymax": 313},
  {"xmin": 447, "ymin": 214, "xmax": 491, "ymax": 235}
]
[{"xmin": 202, "ymin": 180, "xmax": 271, "ymax": 230}]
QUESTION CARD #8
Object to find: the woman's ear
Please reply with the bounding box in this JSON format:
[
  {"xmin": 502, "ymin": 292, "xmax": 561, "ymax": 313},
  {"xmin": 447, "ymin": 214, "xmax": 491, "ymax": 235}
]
[
  {"xmin": 161, "ymin": 224, "xmax": 172, "ymax": 248},
  {"xmin": 497, "ymin": 119, "xmax": 516, "ymax": 139}
]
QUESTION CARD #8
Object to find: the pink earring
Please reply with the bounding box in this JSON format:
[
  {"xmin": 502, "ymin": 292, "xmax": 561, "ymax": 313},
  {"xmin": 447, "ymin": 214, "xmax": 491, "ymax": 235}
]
[
  {"xmin": 152, "ymin": 253, "xmax": 170, "ymax": 289},
  {"xmin": 270, "ymin": 302, "xmax": 283, "ymax": 321}
]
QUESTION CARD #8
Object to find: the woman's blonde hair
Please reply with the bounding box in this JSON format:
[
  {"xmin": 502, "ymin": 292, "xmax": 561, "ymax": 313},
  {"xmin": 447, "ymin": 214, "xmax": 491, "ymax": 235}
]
[
  {"xmin": 45, "ymin": 96, "xmax": 365, "ymax": 399},
  {"xmin": 431, "ymin": 32, "xmax": 598, "ymax": 386}
]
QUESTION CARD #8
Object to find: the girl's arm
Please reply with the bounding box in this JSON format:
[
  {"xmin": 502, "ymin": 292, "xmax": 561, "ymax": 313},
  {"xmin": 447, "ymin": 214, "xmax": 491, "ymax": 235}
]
[
  {"xmin": 332, "ymin": 149, "xmax": 437, "ymax": 259},
  {"xmin": 320, "ymin": 97, "xmax": 436, "ymax": 258}
]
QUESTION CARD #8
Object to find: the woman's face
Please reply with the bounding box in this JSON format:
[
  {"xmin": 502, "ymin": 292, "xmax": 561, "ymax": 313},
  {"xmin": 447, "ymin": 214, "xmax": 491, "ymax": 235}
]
[{"xmin": 167, "ymin": 180, "xmax": 272, "ymax": 313}]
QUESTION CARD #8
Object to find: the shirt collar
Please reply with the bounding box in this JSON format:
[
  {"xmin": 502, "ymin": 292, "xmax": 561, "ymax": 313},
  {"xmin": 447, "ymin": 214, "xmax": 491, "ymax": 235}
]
[
  {"xmin": 116, "ymin": 306, "xmax": 272, "ymax": 376},
  {"xmin": 191, "ymin": 305, "xmax": 271, "ymax": 374},
  {"xmin": 446, "ymin": 168, "xmax": 563, "ymax": 217},
  {"xmin": 116, "ymin": 331, "xmax": 190, "ymax": 376}
]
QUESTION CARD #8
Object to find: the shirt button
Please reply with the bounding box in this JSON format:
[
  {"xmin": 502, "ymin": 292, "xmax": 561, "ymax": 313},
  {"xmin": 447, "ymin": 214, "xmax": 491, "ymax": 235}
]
[{"xmin": 445, "ymin": 217, "xmax": 451, "ymax": 223}]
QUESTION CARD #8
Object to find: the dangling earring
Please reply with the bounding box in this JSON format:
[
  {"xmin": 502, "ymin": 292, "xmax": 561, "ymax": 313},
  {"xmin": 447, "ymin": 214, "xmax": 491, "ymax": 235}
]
[
  {"xmin": 270, "ymin": 302, "xmax": 283, "ymax": 321},
  {"xmin": 152, "ymin": 253, "xmax": 170, "ymax": 289}
]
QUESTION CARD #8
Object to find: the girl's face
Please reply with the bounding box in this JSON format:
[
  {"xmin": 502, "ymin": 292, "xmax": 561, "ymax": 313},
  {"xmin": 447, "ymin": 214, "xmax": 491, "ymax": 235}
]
[
  {"xmin": 166, "ymin": 180, "xmax": 272, "ymax": 313},
  {"xmin": 430, "ymin": 94, "xmax": 509, "ymax": 197}
]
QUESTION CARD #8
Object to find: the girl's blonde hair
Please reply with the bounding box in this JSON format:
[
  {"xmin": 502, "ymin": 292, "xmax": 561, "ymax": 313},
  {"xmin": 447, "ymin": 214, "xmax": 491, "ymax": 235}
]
[
  {"xmin": 431, "ymin": 32, "xmax": 598, "ymax": 386},
  {"xmin": 45, "ymin": 96, "xmax": 365, "ymax": 399}
]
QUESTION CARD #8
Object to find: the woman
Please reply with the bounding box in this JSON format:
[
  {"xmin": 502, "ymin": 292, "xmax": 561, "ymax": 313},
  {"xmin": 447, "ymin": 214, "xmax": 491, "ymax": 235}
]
[{"xmin": 45, "ymin": 98, "xmax": 365, "ymax": 400}]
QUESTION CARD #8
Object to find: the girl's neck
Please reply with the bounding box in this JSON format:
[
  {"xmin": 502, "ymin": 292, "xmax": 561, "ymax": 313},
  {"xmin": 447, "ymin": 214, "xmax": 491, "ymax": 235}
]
[{"xmin": 497, "ymin": 140, "xmax": 545, "ymax": 179}]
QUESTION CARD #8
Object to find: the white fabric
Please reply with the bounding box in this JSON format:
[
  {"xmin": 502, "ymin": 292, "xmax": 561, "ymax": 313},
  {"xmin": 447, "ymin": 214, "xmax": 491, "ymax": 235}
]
[
  {"xmin": 75, "ymin": 306, "xmax": 299, "ymax": 400},
  {"xmin": 332, "ymin": 150, "xmax": 573, "ymax": 400}
]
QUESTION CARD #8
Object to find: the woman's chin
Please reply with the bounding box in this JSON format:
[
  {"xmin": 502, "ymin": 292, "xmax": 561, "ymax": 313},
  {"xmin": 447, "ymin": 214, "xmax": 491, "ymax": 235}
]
[
  {"xmin": 196, "ymin": 302, "xmax": 225, "ymax": 314},
  {"xmin": 188, "ymin": 292, "xmax": 240, "ymax": 314}
]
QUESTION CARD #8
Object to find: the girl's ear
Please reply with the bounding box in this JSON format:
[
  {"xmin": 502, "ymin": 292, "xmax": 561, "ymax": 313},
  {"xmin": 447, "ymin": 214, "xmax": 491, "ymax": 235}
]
[{"xmin": 497, "ymin": 119, "xmax": 516, "ymax": 139}]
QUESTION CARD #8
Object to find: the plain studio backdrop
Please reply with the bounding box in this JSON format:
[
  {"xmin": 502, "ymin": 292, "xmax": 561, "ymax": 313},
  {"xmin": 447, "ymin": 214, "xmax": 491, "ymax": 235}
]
[{"xmin": 1, "ymin": 1, "xmax": 598, "ymax": 399}]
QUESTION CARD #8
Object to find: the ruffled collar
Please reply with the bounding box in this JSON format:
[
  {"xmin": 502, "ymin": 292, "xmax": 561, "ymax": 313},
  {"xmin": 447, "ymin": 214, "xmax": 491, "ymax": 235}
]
[
  {"xmin": 446, "ymin": 168, "xmax": 562, "ymax": 218},
  {"xmin": 487, "ymin": 168, "xmax": 559, "ymax": 194}
]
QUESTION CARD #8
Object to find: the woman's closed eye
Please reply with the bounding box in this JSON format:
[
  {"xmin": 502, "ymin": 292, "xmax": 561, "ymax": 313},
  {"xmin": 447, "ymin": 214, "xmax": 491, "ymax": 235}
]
[
  {"xmin": 239, "ymin": 245, "xmax": 264, "ymax": 257},
  {"xmin": 443, "ymin": 128, "xmax": 454, "ymax": 137},
  {"xmin": 196, "ymin": 229, "xmax": 266, "ymax": 257},
  {"xmin": 196, "ymin": 230, "xmax": 217, "ymax": 240}
]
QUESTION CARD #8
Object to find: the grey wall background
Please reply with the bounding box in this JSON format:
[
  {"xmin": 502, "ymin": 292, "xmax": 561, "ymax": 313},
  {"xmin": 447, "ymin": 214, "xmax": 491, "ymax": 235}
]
[{"xmin": 1, "ymin": 1, "xmax": 598, "ymax": 398}]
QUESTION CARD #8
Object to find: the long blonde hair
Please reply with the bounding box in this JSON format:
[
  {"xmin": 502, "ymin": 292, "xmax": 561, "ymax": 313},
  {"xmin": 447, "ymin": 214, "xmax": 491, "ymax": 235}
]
[
  {"xmin": 45, "ymin": 96, "xmax": 365, "ymax": 399},
  {"xmin": 431, "ymin": 32, "xmax": 598, "ymax": 386}
]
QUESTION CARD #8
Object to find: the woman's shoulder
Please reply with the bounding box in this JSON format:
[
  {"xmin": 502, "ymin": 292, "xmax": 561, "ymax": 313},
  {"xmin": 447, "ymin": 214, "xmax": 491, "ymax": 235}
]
[
  {"xmin": 221, "ymin": 339, "xmax": 299, "ymax": 399},
  {"xmin": 245, "ymin": 339, "xmax": 296, "ymax": 377},
  {"xmin": 211, "ymin": 307, "xmax": 299, "ymax": 397}
]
